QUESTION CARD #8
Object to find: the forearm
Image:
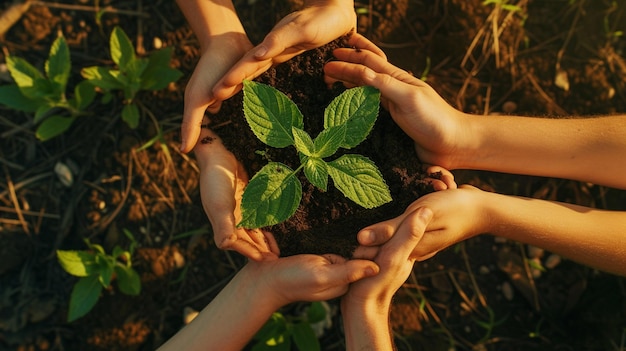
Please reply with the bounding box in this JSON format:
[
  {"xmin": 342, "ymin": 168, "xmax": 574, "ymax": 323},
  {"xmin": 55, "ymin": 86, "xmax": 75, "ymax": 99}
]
[
  {"xmin": 176, "ymin": 0, "xmax": 246, "ymax": 50},
  {"xmin": 465, "ymin": 114, "xmax": 626, "ymax": 189},
  {"xmin": 157, "ymin": 264, "xmax": 280, "ymax": 351},
  {"xmin": 341, "ymin": 300, "xmax": 394, "ymax": 351},
  {"xmin": 482, "ymin": 192, "xmax": 626, "ymax": 276}
]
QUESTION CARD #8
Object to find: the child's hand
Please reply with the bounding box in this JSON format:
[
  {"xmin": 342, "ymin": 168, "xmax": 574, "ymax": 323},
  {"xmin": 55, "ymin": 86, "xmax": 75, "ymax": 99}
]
[
  {"xmin": 194, "ymin": 128, "xmax": 280, "ymax": 261},
  {"xmin": 250, "ymin": 253, "xmax": 379, "ymax": 307},
  {"xmin": 355, "ymin": 185, "xmax": 488, "ymax": 261},
  {"xmin": 211, "ymin": 0, "xmax": 359, "ymax": 103}
]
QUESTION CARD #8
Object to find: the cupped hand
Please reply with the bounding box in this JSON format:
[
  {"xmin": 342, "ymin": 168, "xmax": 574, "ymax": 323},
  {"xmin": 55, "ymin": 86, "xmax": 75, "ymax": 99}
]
[
  {"xmin": 355, "ymin": 185, "xmax": 489, "ymax": 261},
  {"xmin": 194, "ymin": 127, "xmax": 280, "ymax": 261},
  {"xmin": 250, "ymin": 253, "xmax": 380, "ymax": 307},
  {"xmin": 211, "ymin": 0, "xmax": 361, "ymax": 103},
  {"xmin": 323, "ymin": 35, "xmax": 471, "ymax": 170},
  {"xmin": 180, "ymin": 32, "xmax": 253, "ymax": 153}
]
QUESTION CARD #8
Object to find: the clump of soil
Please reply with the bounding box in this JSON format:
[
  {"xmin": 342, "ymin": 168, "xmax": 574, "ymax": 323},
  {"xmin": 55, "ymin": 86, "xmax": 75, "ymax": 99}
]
[{"xmin": 209, "ymin": 39, "xmax": 433, "ymax": 257}]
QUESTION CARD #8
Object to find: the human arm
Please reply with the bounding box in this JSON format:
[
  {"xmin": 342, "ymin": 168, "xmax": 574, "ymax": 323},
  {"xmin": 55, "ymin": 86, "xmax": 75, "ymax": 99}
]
[
  {"xmin": 324, "ymin": 38, "xmax": 626, "ymax": 189},
  {"xmin": 356, "ymin": 186, "xmax": 626, "ymax": 276},
  {"xmin": 210, "ymin": 0, "xmax": 365, "ymax": 103},
  {"xmin": 176, "ymin": 0, "xmax": 253, "ymax": 152},
  {"xmin": 157, "ymin": 254, "xmax": 379, "ymax": 351},
  {"xmin": 342, "ymin": 208, "xmax": 433, "ymax": 351}
]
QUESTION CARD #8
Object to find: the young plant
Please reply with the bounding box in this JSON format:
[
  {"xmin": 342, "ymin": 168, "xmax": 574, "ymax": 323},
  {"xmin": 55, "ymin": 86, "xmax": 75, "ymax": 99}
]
[
  {"xmin": 81, "ymin": 26, "xmax": 182, "ymax": 128},
  {"xmin": 252, "ymin": 301, "xmax": 328, "ymax": 351},
  {"xmin": 238, "ymin": 80, "xmax": 391, "ymax": 229},
  {"xmin": 0, "ymin": 35, "xmax": 95, "ymax": 140},
  {"xmin": 56, "ymin": 229, "xmax": 141, "ymax": 322}
]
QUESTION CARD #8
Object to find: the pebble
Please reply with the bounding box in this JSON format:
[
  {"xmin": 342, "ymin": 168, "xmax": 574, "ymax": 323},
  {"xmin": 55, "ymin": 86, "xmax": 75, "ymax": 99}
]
[
  {"xmin": 545, "ymin": 254, "xmax": 562, "ymax": 269},
  {"xmin": 501, "ymin": 281, "xmax": 514, "ymax": 301},
  {"xmin": 183, "ymin": 306, "xmax": 199, "ymax": 325}
]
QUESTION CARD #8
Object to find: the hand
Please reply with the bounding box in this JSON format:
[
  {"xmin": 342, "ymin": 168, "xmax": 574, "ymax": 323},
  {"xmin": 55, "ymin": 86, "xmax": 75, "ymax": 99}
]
[
  {"xmin": 211, "ymin": 0, "xmax": 362, "ymax": 103},
  {"xmin": 344, "ymin": 207, "xmax": 433, "ymax": 306},
  {"xmin": 180, "ymin": 32, "xmax": 253, "ymax": 153},
  {"xmin": 248, "ymin": 253, "xmax": 380, "ymax": 307},
  {"xmin": 194, "ymin": 127, "xmax": 280, "ymax": 261},
  {"xmin": 324, "ymin": 36, "xmax": 472, "ymax": 170},
  {"xmin": 356, "ymin": 185, "xmax": 489, "ymax": 261}
]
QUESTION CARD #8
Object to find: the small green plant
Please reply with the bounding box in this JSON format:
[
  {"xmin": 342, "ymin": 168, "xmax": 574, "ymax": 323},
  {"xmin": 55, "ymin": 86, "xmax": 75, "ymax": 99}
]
[
  {"xmin": 81, "ymin": 26, "xmax": 182, "ymax": 128},
  {"xmin": 56, "ymin": 229, "xmax": 141, "ymax": 322},
  {"xmin": 238, "ymin": 80, "xmax": 391, "ymax": 229},
  {"xmin": 252, "ymin": 301, "xmax": 327, "ymax": 351},
  {"xmin": 0, "ymin": 35, "xmax": 95, "ymax": 140}
]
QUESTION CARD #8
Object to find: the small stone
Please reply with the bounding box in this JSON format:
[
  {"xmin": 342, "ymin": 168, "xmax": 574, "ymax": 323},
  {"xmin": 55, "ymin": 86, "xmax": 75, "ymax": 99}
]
[
  {"xmin": 153, "ymin": 37, "xmax": 163, "ymax": 49},
  {"xmin": 501, "ymin": 281, "xmax": 514, "ymax": 301},
  {"xmin": 502, "ymin": 101, "xmax": 517, "ymax": 114},
  {"xmin": 545, "ymin": 254, "xmax": 562, "ymax": 269},
  {"xmin": 479, "ymin": 265, "xmax": 490, "ymax": 275},
  {"xmin": 54, "ymin": 161, "xmax": 73, "ymax": 187},
  {"xmin": 183, "ymin": 306, "xmax": 199, "ymax": 325},
  {"xmin": 526, "ymin": 245, "xmax": 544, "ymax": 259}
]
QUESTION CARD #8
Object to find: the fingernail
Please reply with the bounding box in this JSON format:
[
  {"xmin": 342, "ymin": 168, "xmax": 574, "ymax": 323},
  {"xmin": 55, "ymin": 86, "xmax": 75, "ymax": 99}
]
[
  {"xmin": 365, "ymin": 265, "xmax": 379, "ymax": 277},
  {"xmin": 364, "ymin": 68, "xmax": 376, "ymax": 82},
  {"xmin": 358, "ymin": 230, "xmax": 375, "ymax": 245},
  {"xmin": 254, "ymin": 45, "xmax": 267, "ymax": 58}
]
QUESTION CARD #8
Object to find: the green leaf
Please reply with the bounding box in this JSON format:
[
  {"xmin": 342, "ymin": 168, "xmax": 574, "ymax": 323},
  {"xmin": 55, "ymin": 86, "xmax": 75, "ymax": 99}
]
[
  {"xmin": 122, "ymin": 103, "xmax": 140, "ymax": 129},
  {"xmin": 324, "ymin": 86, "xmax": 380, "ymax": 149},
  {"xmin": 71, "ymin": 80, "xmax": 96, "ymax": 110},
  {"xmin": 291, "ymin": 322, "xmax": 320, "ymax": 351},
  {"xmin": 327, "ymin": 155, "xmax": 391, "ymax": 208},
  {"xmin": 304, "ymin": 157, "xmax": 328, "ymax": 191},
  {"xmin": 253, "ymin": 313, "xmax": 290, "ymax": 351},
  {"xmin": 0, "ymin": 85, "xmax": 38, "ymax": 112},
  {"xmin": 46, "ymin": 35, "xmax": 70, "ymax": 89},
  {"xmin": 36, "ymin": 115, "xmax": 75, "ymax": 140},
  {"xmin": 243, "ymin": 80, "xmax": 303, "ymax": 148},
  {"xmin": 306, "ymin": 301, "xmax": 327, "ymax": 324},
  {"xmin": 96, "ymin": 254, "xmax": 114, "ymax": 288},
  {"xmin": 56, "ymin": 250, "xmax": 99, "ymax": 277},
  {"xmin": 313, "ymin": 125, "xmax": 346, "ymax": 158},
  {"xmin": 141, "ymin": 47, "xmax": 183, "ymax": 90},
  {"xmin": 34, "ymin": 103, "xmax": 53, "ymax": 123},
  {"xmin": 292, "ymin": 127, "xmax": 315, "ymax": 157},
  {"xmin": 125, "ymin": 57, "xmax": 149, "ymax": 84},
  {"xmin": 21, "ymin": 77, "xmax": 56, "ymax": 101},
  {"xmin": 6, "ymin": 55, "xmax": 43, "ymax": 89},
  {"xmin": 81, "ymin": 66, "xmax": 124, "ymax": 91},
  {"xmin": 67, "ymin": 275, "xmax": 102, "ymax": 322},
  {"xmin": 114, "ymin": 265, "xmax": 141, "ymax": 295},
  {"xmin": 110, "ymin": 26, "xmax": 136, "ymax": 70},
  {"xmin": 238, "ymin": 162, "xmax": 302, "ymax": 228}
]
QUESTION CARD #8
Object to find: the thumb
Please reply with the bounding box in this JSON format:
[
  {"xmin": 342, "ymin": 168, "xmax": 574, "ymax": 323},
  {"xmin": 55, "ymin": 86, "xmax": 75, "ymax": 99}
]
[
  {"xmin": 254, "ymin": 25, "xmax": 297, "ymax": 60},
  {"xmin": 180, "ymin": 104, "xmax": 209, "ymax": 153}
]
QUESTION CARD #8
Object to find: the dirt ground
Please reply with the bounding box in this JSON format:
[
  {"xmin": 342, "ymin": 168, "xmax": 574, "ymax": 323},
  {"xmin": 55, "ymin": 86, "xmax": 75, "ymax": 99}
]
[{"xmin": 1, "ymin": 0, "xmax": 625, "ymax": 350}]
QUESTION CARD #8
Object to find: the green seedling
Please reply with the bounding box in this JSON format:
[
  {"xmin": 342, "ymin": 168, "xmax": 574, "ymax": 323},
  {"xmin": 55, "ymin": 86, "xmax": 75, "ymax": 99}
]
[
  {"xmin": 238, "ymin": 80, "xmax": 391, "ymax": 229},
  {"xmin": 0, "ymin": 35, "xmax": 95, "ymax": 140},
  {"xmin": 56, "ymin": 229, "xmax": 141, "ymax": 322},
  {"xmin": 252, "ymin": 301, "xmax": 327, "ymax": 351},
  {"xmin": 81, "ymin": 26, "xmax": 182, "ymax": 128}
]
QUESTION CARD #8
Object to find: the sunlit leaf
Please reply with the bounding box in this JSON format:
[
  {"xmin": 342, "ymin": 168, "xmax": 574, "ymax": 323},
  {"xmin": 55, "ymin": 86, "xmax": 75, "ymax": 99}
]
[
  {"xmin": 324, "ymin": 86, "xmax": 380, "ymax": 149},
  {"xmin": 238, "ymin": 162, "xmax": 302, "ymax": 228},
  {"xmin": 243, "ymin": 80, "xmax": 303, "ymax": 148},
  {"xmin": 327, "ymin": 154, "xmax": 391, "ymax": 208}
]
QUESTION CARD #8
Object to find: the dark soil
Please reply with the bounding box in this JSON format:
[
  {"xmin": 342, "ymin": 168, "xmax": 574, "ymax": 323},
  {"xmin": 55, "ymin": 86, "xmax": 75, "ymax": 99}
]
[{"xmin": 1, "ymin": 0, "xmax": 625, "ymax": 351}]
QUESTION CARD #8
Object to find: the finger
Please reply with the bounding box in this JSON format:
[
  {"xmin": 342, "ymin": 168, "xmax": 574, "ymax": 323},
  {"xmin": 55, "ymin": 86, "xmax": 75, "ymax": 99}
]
[
  {"xmin": 212, "ymin": 54, "xmax": 273, "ymax": 102},
  {"xmin": 221, "ymin": 234, "xmax": 278, "ymax": 261},
  {"xmin": 262, "ymin": 230, "xmax": 281, "ymax": 256},
  {"xmin": 331, "ymin": 48, "xmax": 418, "ymax": 84},
  {"xmin": 384, "ymin": 207, "xmax": 433, "ymax": 259},
  {"xmin": 351, "ymin": 245, "xmax": 379, "ymax": 260},
  {"xmin": 346, "ymin": 33, "xmax": 387, "ymax": 59},
  {"xmin": 425, "ymin": 165, "xmax": 457, "ymax": 189},
  {"xmin": 323, "ymin": 254, "xmax": 380, "ymax": 283},
  {"xmin": 180, "ymin": 102, "xmax": 210, "ymax": 153},
  {"xmin": 357, "ymin": 216, "xmax": 403, "ymax": 246}
]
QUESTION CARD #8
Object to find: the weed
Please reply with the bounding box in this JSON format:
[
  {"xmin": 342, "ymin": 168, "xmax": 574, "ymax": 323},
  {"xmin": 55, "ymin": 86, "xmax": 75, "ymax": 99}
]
[
  {"xmin": 252, "ymin": 301, "xmax": 327, "ymax": 351},
  {"xmin": 0, "ymin": 34, "xmax": 95, "ymax": 140},
  {"xmin": 56, "ymin": 229, "xmax": 140, "ymax": 322},
  {"xmin": 238, "ymin": 80, "xmax": 391, "ymax": 229},
  {"xmin": 81, "ymin": 26, "xmax": 182, "ymax": 129}
]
